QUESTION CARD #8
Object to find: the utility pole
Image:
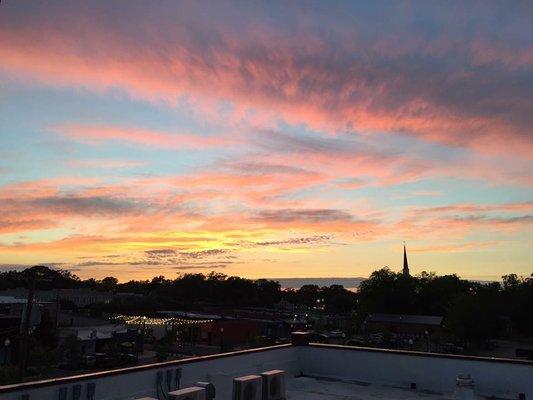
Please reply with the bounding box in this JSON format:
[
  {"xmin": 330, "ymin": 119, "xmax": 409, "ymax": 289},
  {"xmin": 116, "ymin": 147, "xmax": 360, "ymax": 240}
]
[
  {"xmin": 55, "ymin": 289, "xmax": 60, "ymax": 329},
  {"xmin": 18, "ymin": 272, "xmax": 36, "ymax": 382}
]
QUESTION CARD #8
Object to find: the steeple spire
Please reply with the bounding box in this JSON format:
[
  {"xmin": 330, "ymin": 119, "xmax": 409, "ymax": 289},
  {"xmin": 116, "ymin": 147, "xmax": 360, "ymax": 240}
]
[{"xmin": 402, "ymin": 242, "xmax": 410, "ymax": 277}]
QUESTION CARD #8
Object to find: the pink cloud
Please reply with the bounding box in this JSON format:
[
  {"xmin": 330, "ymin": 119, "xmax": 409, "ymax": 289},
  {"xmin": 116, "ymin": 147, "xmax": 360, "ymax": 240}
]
[
  {"xmin": 0, "ymin": 177, "xmax": 101, "ymax": 200},
  {"xmin": 0, "ymin": 170, "xmax": 379, "ymax": 241},
  {"xmin": 67, "ymin": 159, "xmax": 147, "ymax": 169},
  {"xmin": 410, "ymin": 202, "xmax": 533, "ymax": 215},
  {"xmin": 395, "ymin": 201, "xmax": 533, "ymax": 239},
  {"xmin": 53, "ymin": 124, "xmax": 234, "ymax": 149},
  {"xmin": 0, "ymin": 2, "xmax": 531, "ymax": 159}
]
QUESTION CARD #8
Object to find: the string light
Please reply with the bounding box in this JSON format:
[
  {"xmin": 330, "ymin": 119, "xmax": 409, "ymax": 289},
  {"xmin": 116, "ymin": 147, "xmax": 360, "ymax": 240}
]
[{"xmin": 111, "ymin": 315, "xmax": 213, "ymax": 327}]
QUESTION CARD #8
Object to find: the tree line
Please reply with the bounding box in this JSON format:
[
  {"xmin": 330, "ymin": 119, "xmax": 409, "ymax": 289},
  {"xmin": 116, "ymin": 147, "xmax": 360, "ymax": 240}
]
[
  {"xmin": 0, "ymin": 266, "xmax": 356, "ymax": 313},
  {"xmin": 357, "ymin": 268, "xmax": 533, "ymax": 344},
  {"xmin": 1, "ymin": 265, "xmax": 531, "ymax": 343}
]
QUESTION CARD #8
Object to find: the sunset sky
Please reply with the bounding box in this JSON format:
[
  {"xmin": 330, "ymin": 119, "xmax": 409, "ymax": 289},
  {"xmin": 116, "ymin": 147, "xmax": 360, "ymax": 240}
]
[{"xmin": 0, "ymin": 1, "xmax": 531, "ymax": 282}]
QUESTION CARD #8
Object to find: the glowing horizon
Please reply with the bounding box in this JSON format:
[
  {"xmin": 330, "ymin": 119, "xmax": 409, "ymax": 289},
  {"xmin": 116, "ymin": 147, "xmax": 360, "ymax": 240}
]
[{"xmin": 0, "ymin": 1, "xmax": 531, "ymax": 282}]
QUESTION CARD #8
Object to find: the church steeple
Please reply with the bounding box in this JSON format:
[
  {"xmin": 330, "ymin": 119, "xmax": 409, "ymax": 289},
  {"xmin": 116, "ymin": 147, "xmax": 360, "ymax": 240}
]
[{"xmin": 402, "ymin": 242, "xmax": 410, "ymax": 277}]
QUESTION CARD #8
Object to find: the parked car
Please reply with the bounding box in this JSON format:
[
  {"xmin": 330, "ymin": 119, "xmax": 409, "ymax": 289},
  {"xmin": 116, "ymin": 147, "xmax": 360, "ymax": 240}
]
[
  {"xmin": 438, "ymin": 343, "xmax": 464, "ymax": 354},
  {"xmin": 81, "ymin": 355, "xmax": 96, "ymax": 368},
  {"xmin": 345, "ymin": 338, "xmax": 367, "ymax": 347}
]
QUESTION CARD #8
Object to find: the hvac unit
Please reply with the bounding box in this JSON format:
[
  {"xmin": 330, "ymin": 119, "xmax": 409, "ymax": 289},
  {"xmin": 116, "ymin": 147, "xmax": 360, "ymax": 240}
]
[
  {"xmin": 260, "ymin": 370, "xmax": 286, "ymax": 400},
  {"xmin": 195, "ymin": 382, "xmax": 216, "ymax": 400},
  {"xmin": 233, "ymin": 375, "xmax": 262, "ymax": 400},
  {"xmin": 168, "ymin": 386, "xmax": 206, "ymax": 400}
]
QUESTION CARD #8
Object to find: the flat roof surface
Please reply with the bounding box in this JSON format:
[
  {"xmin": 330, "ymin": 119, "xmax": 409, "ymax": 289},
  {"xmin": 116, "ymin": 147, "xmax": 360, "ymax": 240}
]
[
  {"xmin": 287, "ymin": 377, "xmax": 449, "ymax": 400},
  {"xmin": 366, "ymin": 313, "xmax": 443, "ymax": 325}
]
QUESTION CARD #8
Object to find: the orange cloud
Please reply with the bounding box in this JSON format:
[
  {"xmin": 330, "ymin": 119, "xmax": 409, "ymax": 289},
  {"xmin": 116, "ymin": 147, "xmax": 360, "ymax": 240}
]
[{"xmin": 409, "ymin": 241, "xmax": 503, "ymax": 253}]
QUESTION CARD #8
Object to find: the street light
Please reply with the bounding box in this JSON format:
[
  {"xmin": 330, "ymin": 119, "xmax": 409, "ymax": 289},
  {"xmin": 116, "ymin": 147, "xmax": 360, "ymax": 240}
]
[{"xmin": 3, "ymin": 338, "xmax": 10, "ymax": 365}]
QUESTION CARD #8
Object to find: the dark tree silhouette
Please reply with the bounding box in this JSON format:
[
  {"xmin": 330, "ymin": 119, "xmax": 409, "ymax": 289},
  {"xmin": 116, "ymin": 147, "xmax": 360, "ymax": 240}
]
[{"xmin": 0, "ymin": 266, "xmax": 531, "ymax": 339}]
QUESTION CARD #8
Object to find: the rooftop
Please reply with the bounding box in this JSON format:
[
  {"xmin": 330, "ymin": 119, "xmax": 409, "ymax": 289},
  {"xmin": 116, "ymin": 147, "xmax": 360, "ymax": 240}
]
[
  {"xmin": 0, "ymin": 335, "xmax": 531, "ymax": 400},
  {"xmin": 288, "ymin": 376, "xmax": 445, "ymax": 399},
  {"xmin": 366, "ymin": 313, "xmax": 444, "ymax": 325},
  {"xmin": 60, "ymin": 324, "xmax": 128, "ymax": 340},
  {"xmin": 0, "ymin": 296, "xmax": 27, "ymax": 304}
]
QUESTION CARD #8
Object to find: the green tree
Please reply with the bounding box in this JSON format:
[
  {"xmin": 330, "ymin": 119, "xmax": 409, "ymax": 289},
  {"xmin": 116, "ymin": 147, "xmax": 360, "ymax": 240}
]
[
  {"xmin": 445, "ymin": 292, "xmax": 502, "ymax": 349},
  {"xmin": 357, "ymin": 268, "xmax": 418, "ymax": 314},
  {"xmin": 321, "ymin": 285, "xmax": 357, "ymax": 313},
  {"xmin": 100, "ymin": 276, "xmax": 119, "ymax": 291},
  {"xmin": 59, "ymin": 334, "xmax": 80, "ymax": 369}
]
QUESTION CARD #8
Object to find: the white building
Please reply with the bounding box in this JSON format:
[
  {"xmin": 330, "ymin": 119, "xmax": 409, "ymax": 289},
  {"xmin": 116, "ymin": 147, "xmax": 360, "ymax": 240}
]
[
  {"xmin": 0, "ymin": 288, "xmax": 114, "ymax": 307},
  {"xmin": 0, "ymin": 295, "xmax": 57, "ymax": 328}
]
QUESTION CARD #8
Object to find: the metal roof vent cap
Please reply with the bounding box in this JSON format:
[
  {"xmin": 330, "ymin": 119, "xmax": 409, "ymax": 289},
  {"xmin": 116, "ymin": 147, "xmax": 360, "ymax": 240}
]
[{"xmin": 454, "ymin": 374, "xmax": 476, "ymax": 400}]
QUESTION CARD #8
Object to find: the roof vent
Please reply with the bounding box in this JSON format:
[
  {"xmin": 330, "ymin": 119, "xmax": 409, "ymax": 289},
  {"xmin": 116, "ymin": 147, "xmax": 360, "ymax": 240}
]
[{"xmin": 454, "ymin": 374, "xmax": 475, "ymax": 400}]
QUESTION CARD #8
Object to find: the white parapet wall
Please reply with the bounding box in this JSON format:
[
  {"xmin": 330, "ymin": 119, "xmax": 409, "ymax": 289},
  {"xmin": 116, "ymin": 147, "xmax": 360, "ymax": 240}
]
[
  {"xmin": 0, "ymin": 345, "xmax": 298, "ymax": 400},
  {"xmin": 299, "ymin": 344, "xmax": 533, "ymax": 399},
  {"xmin": 0, "ymin": 342, "xmax": 531, "ymax": 400}
]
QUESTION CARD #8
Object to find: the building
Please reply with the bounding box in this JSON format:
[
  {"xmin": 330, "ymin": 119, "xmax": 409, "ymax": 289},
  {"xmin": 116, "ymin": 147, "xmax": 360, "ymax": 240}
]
[
  {"xmin": 0, "ymin": 332, "xmax": 531, "ymax": 399},
  {"xmin": 365, "ymin": 313, "xmax": 443, "ymax": 336},
  {"xmin": 0, "ymin": 296, "xmax": 59, "ymax": 366},
  {"xmin": 59, "ymin": 312, "xmax": 113, "ymax": 328},
  {"xmin": 155, "ymin": 310, "xmax": 287, "ymax": 347},
  {"xmin": 0, "ymin": 288, "xmax": 114, "ymax": 307},
  {"xmin": 59, "ymin": 324, "xmax": 140, "ymax": 358},
  {"xmin": 198, "ymin": 319, "xmax": 260, "ymax": 347},
  {"xmin": 0, "ymin": 295, "xmax": 59, "ymax": 327}
]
